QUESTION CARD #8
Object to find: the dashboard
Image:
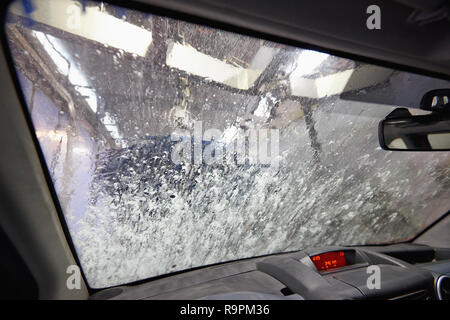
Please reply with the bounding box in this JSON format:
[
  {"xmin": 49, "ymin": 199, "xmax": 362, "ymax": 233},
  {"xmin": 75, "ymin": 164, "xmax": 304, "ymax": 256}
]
[{"xmin": 90, "ymin": 243, "xmax": 450, "ymax": 300}]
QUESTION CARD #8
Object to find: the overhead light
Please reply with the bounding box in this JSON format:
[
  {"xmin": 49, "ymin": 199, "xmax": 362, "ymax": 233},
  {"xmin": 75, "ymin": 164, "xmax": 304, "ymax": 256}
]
[
  {"xmin": 10, "ymin": 0, "xmax": 152, "ymax": 57},
  {"xmin": 73, "ymin": 146, "xmax": 90, "ymax": 155},
  {"xmin": 290, "ymin": 65, "xmax": 393, "ymax": 99},
  {"xmin": 166, "ymin": 41, "xmax": 263, "ymax": 90},
  {"xmin": 36, "ymin": 129, "xmax": 67, "ymax": 142},
  {"xmin": 290, "ymin": 49, "xmax": 329, "ymax": 78}
]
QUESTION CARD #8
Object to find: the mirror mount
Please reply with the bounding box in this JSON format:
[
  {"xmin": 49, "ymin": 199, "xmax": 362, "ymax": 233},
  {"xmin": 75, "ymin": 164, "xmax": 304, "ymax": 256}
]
[{"xmin": 420, "ymin": 89, "xmax": 450, "ymax": 113}]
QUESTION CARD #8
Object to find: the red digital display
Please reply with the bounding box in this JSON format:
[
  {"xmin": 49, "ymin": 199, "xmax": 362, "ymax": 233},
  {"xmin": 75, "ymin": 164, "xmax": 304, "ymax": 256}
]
[{"xmin": 311, "ymin": 251, "xmax": 347, "ymax": 271}]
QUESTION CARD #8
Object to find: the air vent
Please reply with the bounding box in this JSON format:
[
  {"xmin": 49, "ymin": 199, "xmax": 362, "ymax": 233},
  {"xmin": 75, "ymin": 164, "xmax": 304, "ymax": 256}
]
[
  {"xmin": 436, "ymin": 276, "xmax": 450, "ymax": 300},
  {"xmin": 375, "ymin": 245, "xmax": 435, "ymax": 264}
]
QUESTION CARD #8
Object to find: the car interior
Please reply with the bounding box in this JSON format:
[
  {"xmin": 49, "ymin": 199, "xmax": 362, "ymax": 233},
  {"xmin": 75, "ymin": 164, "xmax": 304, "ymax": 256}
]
[{"xmin": 0, "ymin": 0, "xmax": 449, "ymax": 300}]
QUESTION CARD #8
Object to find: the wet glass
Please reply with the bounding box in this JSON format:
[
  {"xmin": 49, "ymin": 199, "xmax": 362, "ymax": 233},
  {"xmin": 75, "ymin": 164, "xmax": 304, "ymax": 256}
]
[{"xmin": 5, "ymin": 0, "xmax": 450, "ymax": 288}]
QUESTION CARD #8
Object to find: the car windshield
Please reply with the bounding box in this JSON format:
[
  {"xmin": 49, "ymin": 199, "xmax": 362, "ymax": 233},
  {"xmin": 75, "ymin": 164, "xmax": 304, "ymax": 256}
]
[{"xmin": 5, "ymin": 0, "xmax": 450, "ymax": 288}]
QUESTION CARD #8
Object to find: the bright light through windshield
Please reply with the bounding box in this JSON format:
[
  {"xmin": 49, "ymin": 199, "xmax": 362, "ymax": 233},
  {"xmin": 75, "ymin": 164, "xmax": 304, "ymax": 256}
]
[{"xmin": 5, "ymin": 0, "xmax": 450, "ymax": 288}]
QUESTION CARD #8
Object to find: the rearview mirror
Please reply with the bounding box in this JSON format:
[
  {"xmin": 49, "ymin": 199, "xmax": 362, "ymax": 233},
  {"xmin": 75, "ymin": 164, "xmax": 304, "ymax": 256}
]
[{"xmin": 379, "ymin": 108, "xmax": 450, "ymax": 151}]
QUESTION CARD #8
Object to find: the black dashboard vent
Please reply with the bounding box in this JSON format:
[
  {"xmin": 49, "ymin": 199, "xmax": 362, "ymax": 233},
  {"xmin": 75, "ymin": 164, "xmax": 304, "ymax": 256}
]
[{"xmin": 383, "ymin": 247, "xmax": 435, "ymax": 264}]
